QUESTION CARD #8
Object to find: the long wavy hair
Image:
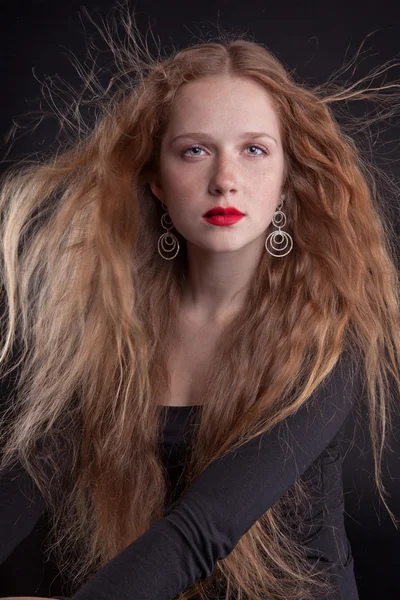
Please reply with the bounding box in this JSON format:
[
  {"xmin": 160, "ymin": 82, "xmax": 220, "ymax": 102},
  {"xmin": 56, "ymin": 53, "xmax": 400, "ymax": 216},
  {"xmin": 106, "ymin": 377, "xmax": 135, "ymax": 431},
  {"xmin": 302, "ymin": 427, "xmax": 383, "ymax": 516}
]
[{"xmin": 1, "ymin": 8, "xmax": 400, "ymax": 600}]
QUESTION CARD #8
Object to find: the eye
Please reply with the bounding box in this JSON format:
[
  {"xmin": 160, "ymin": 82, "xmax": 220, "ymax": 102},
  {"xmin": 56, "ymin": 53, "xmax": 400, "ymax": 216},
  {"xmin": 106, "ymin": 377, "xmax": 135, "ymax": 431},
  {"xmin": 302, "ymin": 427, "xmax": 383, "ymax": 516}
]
[
  {"xmin": 181, "ymin": 144, "xmax": 270, "ymax": 158},
  {"xmin": 182, "ymin": 145, "xmax": 206, "ymax": 157},
  {"xmin": 246, "ymin": 145, "xmax": 269, "ymax": 156}
]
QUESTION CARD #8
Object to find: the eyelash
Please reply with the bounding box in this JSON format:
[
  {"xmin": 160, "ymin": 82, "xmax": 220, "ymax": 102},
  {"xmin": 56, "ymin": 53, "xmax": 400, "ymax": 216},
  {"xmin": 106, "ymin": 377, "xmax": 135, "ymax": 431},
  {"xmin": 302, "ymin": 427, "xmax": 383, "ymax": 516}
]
[{"xmin": 182, "ymin": 144, "xmax": 270, "ymax": 158}]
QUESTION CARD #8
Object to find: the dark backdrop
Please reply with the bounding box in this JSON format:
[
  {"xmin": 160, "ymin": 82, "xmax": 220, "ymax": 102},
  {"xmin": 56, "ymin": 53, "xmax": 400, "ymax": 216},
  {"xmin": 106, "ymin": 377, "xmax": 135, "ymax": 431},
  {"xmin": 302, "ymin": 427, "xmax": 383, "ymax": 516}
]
[{"xmin": 0, "ymin": 1, "xmax": 399, "ymax": 599}]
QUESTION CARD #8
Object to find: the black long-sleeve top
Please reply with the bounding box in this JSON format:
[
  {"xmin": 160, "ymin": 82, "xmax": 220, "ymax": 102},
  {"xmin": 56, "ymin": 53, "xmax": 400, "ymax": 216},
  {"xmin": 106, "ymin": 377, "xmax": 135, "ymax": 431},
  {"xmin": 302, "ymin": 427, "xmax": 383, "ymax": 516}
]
[{"xmin": 0, "ymin": 352, "xmax": 361, "ymax": 599}]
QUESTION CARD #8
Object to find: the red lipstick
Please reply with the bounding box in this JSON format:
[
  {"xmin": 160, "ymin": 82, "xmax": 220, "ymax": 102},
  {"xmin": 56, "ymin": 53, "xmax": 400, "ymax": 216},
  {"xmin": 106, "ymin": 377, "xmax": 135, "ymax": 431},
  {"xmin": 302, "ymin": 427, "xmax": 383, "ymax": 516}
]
[{"xmin": 202, "ymin": 206, "xmax": 245, "ymax": 226}]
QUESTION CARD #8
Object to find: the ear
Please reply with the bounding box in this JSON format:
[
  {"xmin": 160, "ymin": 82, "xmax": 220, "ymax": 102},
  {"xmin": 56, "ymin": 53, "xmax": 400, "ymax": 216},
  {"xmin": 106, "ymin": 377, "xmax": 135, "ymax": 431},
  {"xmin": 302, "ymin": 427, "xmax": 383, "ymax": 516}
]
[{"xmin": 149, "ymin": 179, "xmax": 164, "ymax": 203}]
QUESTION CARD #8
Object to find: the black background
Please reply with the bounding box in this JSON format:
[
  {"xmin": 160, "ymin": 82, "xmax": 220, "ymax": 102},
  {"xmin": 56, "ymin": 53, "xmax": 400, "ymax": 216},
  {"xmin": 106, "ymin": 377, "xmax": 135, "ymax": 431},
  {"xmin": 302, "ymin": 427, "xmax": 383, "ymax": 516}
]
[{"xmin": 0, "ymin": 1, "xmax": 400, "ymax": 599}]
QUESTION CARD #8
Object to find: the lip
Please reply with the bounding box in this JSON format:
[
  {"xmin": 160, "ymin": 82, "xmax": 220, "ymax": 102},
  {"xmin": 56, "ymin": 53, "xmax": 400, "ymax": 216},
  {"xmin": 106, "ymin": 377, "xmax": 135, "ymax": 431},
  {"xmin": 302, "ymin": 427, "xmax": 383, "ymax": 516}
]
[
  {"xmin": 203, "ymin": 206, "xmax": 244, "ymax": 217},
  {"xmin": 203, "ymin": 214, "xmax": 245, "ymax": 226}
]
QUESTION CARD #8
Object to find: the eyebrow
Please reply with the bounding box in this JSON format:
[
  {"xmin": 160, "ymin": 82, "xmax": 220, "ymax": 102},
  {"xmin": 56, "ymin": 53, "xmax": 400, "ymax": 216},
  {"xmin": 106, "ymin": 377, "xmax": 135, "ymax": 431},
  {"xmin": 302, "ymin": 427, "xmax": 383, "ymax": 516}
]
[{"xmin": 170, "ymin": 131, "xmax": 278, "ymax": 146}]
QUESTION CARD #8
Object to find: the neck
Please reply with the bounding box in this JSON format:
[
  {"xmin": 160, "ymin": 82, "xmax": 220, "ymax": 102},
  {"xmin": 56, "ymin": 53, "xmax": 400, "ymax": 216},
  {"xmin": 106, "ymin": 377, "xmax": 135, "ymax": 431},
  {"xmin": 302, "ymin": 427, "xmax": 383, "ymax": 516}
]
[{"xmin": 181, "ymin": 236, "xmax": 264, "ymax": 324}]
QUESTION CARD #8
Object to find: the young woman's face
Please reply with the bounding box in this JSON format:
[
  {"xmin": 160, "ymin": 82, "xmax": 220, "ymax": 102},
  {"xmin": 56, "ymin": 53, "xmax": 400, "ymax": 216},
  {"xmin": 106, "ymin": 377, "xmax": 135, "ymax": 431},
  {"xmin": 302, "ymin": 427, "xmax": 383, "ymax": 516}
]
[{"xmin": 150, "ymin": 75, "xmax": 286, "ymax": 256}]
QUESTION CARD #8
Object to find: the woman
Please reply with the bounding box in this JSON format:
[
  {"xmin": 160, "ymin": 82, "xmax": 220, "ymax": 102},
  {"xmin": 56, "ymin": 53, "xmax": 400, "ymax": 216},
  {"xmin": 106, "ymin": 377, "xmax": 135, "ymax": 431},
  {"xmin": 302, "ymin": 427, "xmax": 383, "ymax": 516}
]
[{"xmin": 0, "ymin": 13, "xmax": 400, "ymax": 600}]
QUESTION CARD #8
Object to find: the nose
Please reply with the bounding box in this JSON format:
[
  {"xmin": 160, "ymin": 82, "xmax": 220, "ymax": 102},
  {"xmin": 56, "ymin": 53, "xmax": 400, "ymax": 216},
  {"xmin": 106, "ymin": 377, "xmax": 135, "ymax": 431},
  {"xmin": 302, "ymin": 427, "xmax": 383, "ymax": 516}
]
[{"xmin": 208, "ymin": 155, "xmax": 238, "ymax": 196}]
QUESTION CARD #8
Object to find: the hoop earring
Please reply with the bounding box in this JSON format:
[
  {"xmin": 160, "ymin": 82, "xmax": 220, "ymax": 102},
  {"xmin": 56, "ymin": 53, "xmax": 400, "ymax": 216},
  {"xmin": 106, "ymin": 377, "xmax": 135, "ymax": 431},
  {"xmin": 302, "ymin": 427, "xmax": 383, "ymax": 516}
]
[
  {"xmin": 265, "ymin": 194, "xmax": 293, "ymax": 257},
  {"xmin": 157, "ymin": 195, "xmax": 293, "ymax": 260},
  {"xmin": 157, "ymin": 202, "xmax": 180, "ymax": 260}
]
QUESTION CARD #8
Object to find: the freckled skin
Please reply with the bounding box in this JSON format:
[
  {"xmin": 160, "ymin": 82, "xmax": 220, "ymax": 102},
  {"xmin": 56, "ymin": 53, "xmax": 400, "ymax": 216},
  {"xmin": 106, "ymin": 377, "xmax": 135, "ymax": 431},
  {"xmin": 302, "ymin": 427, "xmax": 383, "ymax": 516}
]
[
  {"xmin": 150, "ymin": 75, "xmax": 285, "ymax": 258},
  {"xmin": 149, "ymin": 74, "xmax": 286, "ymax": 319}
]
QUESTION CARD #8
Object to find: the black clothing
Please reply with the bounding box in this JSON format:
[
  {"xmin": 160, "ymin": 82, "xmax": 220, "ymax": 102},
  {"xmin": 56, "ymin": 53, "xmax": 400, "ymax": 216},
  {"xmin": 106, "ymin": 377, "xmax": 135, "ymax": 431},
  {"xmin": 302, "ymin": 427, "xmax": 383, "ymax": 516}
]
[{"xmin": 0, "ymin": 353, "xmax": 361, "ymax": 599}]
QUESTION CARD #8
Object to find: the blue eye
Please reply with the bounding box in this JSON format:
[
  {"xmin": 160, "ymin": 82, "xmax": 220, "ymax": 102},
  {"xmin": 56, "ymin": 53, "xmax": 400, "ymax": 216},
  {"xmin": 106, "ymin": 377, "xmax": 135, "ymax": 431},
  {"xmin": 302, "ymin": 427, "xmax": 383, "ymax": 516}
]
[
  {"xmin": 183, "ymin": 146, "xmax": 206, "ymax": 157},
  {"xmin": 246, "ymin": 145, "xmax": 267, "ymax": 155},
  {"xmin": 182, "ymin": 144, "xmax": 269, "ymax": 158}
]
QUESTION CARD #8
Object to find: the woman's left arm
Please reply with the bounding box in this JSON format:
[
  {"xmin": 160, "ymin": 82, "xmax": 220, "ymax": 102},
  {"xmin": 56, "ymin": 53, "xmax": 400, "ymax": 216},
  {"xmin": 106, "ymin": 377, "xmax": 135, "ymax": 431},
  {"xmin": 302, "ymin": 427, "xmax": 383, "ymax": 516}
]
[{"xmin": 59, "ymin": 353, "xmax": 362, "ymax": 600}]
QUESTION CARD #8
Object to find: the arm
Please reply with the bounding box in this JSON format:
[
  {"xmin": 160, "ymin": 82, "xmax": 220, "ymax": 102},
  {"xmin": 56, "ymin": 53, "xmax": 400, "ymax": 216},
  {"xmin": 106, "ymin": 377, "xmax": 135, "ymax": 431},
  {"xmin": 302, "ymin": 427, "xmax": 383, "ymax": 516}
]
[{"xmin": 68, "ymin": 351, "xmax": 361, "ymax": 600}]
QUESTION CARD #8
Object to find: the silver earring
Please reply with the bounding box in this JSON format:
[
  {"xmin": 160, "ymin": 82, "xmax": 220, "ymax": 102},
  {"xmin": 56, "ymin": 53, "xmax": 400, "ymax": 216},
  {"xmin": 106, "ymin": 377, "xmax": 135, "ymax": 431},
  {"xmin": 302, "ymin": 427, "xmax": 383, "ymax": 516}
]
[
  {"xmin": 157, "ymin": 202, "xmax": 180, "ymax": 260},
  {"xmin": 265, "ymin": 194, "xmax": 293, "ymax": 257}
]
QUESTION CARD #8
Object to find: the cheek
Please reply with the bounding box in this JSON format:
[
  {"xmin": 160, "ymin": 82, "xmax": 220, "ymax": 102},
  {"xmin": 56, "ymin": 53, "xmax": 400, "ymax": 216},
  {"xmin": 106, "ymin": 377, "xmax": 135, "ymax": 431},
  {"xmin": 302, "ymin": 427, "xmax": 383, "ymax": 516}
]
[
  {"xmin": 163, "ymin": 188, "xmax": 192, "ymax": 217},
  {"xmin": 160, "ymin": 163, "xmax": 193, "ymax": 196},
  {"xmin": 161, "ymin": 173, "xmax": 198, "ymax": 209},
  {"xmin": 252, "ymin": 186, "xmax": 282, "ymax": 219}
]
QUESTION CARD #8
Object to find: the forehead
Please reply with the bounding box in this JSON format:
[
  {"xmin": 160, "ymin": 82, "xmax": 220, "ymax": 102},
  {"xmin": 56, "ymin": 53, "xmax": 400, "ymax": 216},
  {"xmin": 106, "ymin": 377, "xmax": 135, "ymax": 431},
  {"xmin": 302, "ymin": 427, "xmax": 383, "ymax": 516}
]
[{"xmin": 164, "ymin": 75, "xmax": 281, "ymax": 137}]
